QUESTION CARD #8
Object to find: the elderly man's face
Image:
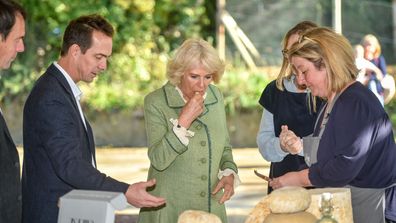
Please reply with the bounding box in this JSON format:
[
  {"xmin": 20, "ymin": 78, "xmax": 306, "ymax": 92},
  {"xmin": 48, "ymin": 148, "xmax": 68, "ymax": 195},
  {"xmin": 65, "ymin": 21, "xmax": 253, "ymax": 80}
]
[{"xmin": 0, "ymin": 13, "xmax": 25, "ymax": 69}]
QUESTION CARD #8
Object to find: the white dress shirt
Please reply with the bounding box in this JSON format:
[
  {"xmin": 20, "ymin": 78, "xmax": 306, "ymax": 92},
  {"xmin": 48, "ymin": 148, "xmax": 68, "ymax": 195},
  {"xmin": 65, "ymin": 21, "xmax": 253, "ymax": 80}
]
[{"xmin": 53, "ymin": 62, "xmax": 95, "ymax": 167}]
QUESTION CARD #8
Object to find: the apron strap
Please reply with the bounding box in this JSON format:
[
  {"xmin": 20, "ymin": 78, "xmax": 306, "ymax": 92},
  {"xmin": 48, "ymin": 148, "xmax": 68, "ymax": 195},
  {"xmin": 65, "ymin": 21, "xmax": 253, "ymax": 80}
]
[
  {"xmin": 304, "ymin": 92, "xmax": 341, "ymax": 166},
  {"xmin": 314, "ymin": 92, "xmax": 341, "ymax": 138}
]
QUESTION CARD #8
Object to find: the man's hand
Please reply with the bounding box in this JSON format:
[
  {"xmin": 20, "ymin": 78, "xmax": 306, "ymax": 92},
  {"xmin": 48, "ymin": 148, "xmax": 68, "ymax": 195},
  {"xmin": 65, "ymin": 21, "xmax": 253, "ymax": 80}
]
[
  {"xmin": 125, "ymin": 179, "xmax": 166, "ymax": 208},
  {"xmin": 212, "ymin": 174, "xmax": 234, "ymax": 204}
]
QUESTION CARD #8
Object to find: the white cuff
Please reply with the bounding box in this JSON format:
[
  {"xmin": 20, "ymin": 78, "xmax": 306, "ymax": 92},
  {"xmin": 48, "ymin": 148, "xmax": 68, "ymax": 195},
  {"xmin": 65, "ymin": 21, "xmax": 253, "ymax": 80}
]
[
  {"xmin": 218, "ymin": 168, "xmax": 241, "ymax": 189},
  {"xmin": 170, "ymin": 118, "xmax": 195, "ymax": 146}
]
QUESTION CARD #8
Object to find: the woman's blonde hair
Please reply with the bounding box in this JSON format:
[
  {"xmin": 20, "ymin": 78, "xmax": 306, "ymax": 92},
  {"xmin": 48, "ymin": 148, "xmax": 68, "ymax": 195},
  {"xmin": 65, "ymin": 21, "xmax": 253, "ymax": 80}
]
[
  {"xmin": 177, "ymin": 210, "xmax": 222, "ymax": 223},
  {"xmin": 361, "ymin": 34, "xmax": 382, "ymax": 58},
  {"xmin": 276, "ymin": 21, "xmax": 318, "ymax": 90},
  {"xmin": 167, "ymin": 38, "xmax": 225, "ymax": 85},
  {"xmin": 288, "ymin": 27, "xmax": 358, "ymax": 96}
]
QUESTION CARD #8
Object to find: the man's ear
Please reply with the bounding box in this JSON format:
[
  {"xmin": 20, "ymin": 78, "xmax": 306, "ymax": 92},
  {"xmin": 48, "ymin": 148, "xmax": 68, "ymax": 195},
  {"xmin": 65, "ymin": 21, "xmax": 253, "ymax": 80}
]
[{"xmin": 69, "ymin": 44, "xmax": 81, "ymax": 58}]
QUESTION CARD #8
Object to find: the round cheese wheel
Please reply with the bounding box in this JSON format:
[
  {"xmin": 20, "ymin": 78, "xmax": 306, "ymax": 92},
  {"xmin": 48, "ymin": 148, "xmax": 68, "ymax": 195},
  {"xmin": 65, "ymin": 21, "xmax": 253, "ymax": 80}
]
[
  {"xmin": 269, "ymin": 186, "xmax": 311, "ymax": 214},
  {"xmin": 177, "ymin": 210, "xmax": 221, "ymax": 223},
  {"xmin": 245, "ymin": 195, "xmax": 271, "ymax": 223},
  {"xmin": 263, "ymin": 211, "xmax": 317, "ymax": 223}
]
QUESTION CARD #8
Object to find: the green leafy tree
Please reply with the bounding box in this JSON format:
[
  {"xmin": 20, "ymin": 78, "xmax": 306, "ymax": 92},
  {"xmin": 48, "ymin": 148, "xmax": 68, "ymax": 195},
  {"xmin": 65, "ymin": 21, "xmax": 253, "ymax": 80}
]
[
  {"xmin": 3, "ymin": 0, "xmax": 215, "ymax": 112},
  {"xmin": 1, "ymin": 0, "xmax": 393, "ymax": 121}
]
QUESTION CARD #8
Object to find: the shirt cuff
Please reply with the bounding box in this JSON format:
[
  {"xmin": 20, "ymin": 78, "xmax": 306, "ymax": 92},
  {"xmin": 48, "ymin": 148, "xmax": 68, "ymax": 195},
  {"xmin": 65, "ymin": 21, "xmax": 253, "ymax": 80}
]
[
  {"xmin": 218, "ymin": 168, "xmax": 241, "ymax": 189},
  {"xmin": 170, "ymin": 118, "xmax": 195, "ymax": 146}
]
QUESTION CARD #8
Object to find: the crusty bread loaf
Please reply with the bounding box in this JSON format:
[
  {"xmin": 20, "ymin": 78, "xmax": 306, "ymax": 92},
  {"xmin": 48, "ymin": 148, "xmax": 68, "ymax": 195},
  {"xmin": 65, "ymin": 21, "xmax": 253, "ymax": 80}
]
[
  {"xmin": 268, "ymin": 186, "xmax": 311, "ymax": 214},
  {"xmin": 263, "ymin": 212, "xmax": 317, "ymax": 223}
]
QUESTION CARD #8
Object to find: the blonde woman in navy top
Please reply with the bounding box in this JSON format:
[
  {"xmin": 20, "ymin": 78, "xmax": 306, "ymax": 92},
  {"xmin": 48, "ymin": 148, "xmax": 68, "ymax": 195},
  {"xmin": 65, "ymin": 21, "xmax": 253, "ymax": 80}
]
[{"xmin": 270, "ymin": 27, "xmax": 396, "ymax": 223}]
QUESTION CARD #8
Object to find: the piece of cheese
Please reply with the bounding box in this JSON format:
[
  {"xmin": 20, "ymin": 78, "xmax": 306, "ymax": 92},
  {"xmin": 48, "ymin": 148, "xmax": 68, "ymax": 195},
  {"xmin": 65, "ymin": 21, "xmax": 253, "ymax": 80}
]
[
  {"xmin": 244, "ymin": 195, "xmax": 271, "ymax": 223},
  {"xmin": 245, "ymin": 187, "xmax": 353, "ymax": 223},
  {"xmin": 263, "ymin": 212, "xmax": 317, "ymax": 223},
  {"xmin": 269, "ymin": 186, "xmax": 311, "ymax": 213},
  {"xmin": 177, "ymin": 210, "xmax": 221, "ymax": 223}
]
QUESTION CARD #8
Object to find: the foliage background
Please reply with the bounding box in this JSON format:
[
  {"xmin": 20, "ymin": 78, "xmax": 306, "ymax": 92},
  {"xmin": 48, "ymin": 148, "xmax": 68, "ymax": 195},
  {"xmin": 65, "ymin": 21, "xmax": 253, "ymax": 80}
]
[{"xmin": 1, "ymin": 0, "xmax": 395, "ymax": 124}]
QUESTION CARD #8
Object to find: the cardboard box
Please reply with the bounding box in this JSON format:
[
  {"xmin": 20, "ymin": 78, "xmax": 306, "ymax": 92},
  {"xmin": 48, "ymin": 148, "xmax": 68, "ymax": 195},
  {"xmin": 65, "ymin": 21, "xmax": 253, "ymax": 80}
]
[{"xmin": 57, "ymin": 190, "xmax": 128, "ymax": 223}]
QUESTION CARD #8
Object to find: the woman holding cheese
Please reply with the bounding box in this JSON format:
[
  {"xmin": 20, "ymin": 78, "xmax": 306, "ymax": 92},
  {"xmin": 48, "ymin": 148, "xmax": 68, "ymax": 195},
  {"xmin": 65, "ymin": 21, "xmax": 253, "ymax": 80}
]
[{"xmin": 270, "ymin": 27, "xmax": 396, "ymax": 223}]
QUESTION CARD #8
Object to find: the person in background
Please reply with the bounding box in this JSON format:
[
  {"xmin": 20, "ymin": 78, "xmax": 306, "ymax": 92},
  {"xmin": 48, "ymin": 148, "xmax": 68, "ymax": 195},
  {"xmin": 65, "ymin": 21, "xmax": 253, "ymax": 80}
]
[
  {"xmin": 361, "ymin": 34, "xmax": 387, "ymax": 105},
  {"xmin": 22, "ymin": 14, "xmax": 165, "ymax": 223},
  {"xmin": 354, "ymin": 44, "xmax": 383, "ymax": 87},
  {"xmin": 138, "ymin": 38, "xmax": 240, "ymax": 223},
  {"xmin": 272, "ymin": 27, "xmax": 396, "ymax": 223},
  {"xmin": 256, "ymin": 21, "xmax": 322, "ymax": 194},
  {"xmin": 354, "ymin": 44, "xmax": 395, "ymax": 222},
  {"xmin": 0, "ymin": 0, "xmax": 26, "ymax": 222}
]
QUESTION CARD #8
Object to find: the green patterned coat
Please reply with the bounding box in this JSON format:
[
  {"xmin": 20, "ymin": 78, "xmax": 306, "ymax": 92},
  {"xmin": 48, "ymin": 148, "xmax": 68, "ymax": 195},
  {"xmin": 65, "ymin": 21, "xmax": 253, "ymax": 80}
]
[{"xmin": 138, "ymin": 82, "xmax": 238, "ymax": 223}]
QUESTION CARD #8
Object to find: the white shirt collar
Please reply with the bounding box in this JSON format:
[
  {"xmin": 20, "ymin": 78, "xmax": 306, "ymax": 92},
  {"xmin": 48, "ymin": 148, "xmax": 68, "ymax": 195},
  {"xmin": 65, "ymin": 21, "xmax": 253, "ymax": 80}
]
[{"xmin": 53, "ymin": 62, "xmax": 83, "ymax": 100}]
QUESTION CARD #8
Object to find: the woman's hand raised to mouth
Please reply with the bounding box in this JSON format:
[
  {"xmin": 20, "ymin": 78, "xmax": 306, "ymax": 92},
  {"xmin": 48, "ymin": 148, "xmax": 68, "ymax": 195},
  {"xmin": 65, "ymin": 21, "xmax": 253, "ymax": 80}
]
[{"xmin": 178, "ymin": 93, "xmax": 204, "ymax": 129}]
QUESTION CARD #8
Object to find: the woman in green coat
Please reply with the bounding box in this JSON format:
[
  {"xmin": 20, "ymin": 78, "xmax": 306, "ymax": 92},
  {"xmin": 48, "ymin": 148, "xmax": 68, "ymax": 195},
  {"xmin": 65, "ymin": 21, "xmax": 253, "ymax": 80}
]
[{"xmin": 138, "ymin": 38, "xmax": 240, "ymax": 223}]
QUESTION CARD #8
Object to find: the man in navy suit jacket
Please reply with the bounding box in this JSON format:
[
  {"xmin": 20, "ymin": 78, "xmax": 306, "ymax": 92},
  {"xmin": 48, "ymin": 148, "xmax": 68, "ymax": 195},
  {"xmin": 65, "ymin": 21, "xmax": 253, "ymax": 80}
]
[
  {"xmin": 0, "ymin": 1, "xmax": 26, "ymax": 222},
  {"xmin": 22, "ymin": 14, "xmax": 165, "ymax": 223}
]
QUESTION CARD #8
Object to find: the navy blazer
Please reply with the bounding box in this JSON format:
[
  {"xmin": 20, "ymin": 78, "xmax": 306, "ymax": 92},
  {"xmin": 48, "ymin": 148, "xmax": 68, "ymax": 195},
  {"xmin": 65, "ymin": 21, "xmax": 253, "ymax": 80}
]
[
  {"xmin": 22, "ymin": 64, "xmax": 129, "ymax": 223},
  {"xmin": 0, "ymin": 113, "xmax": 21, "ymax": 223}
]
